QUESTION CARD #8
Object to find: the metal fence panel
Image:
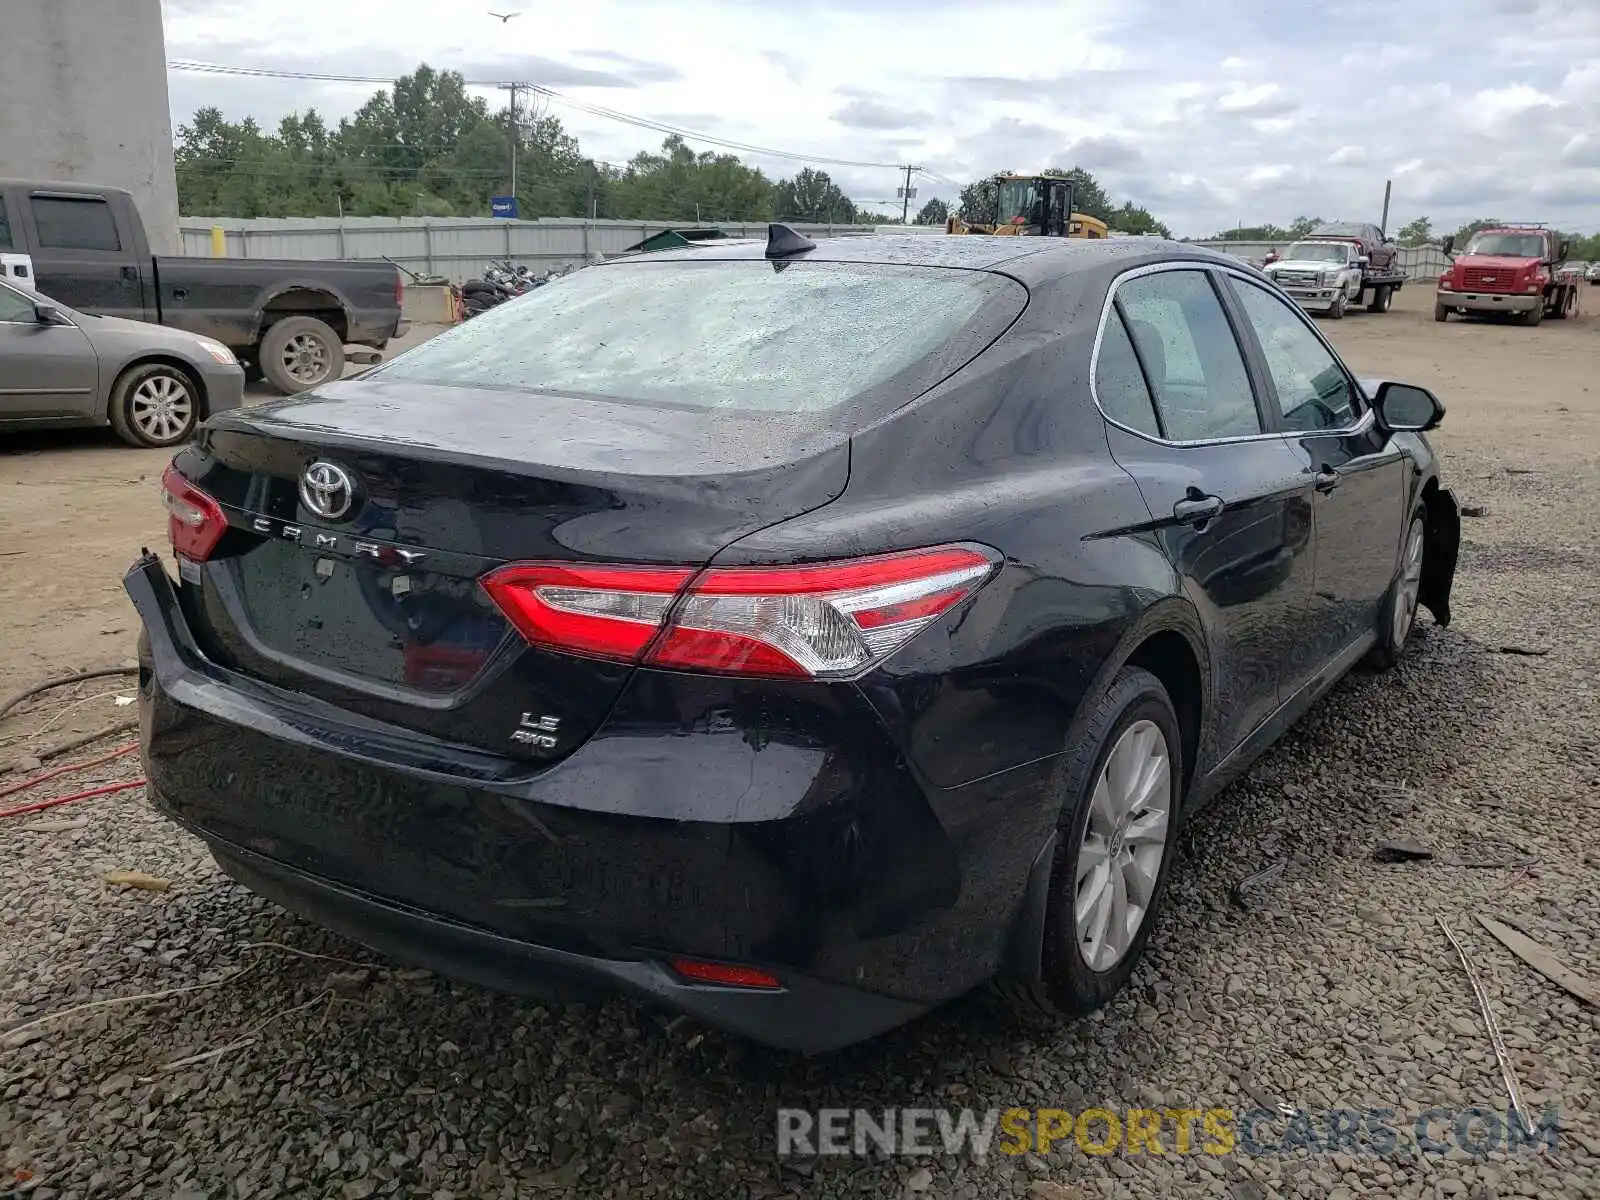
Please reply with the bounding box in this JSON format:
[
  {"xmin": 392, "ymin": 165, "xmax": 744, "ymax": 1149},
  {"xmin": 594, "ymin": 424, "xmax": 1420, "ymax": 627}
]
[
  {"xmin": 176, "ymin": 216, "xmax": 871, "ymax": 281},
  {"xmin": 175, "ymin": 219, "xmax": 1452, "ymax": 284}
]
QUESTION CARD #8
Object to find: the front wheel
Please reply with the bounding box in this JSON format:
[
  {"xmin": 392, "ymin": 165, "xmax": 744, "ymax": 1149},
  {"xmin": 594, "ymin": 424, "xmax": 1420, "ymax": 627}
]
[
  {"xmin": 107, "ymin": 362, "xmax": 200, "ymax": 448},
  {"xmin": 1326, "ymin": 293, "xmax": 1345, "ymax": 320},
  {"xmin": 1434, "ymin": 300, "xmax": 1450, "ymax": 322},
  {"xmin": 1522, "ymin": 301, "xmax": 1544, "ymax": 326},
  {"xmin": 1003, "ymin": 667, "xmax": 1183, "ymax": 1019},
  {"xmin": 1366, "ymin": 511, "xmax": 1426, "ymax": 671}
]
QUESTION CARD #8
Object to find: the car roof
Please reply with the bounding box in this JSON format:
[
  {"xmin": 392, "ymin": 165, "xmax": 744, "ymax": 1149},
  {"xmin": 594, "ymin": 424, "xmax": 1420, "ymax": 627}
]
[{"xmin": 611, "ymin": 233, "xmax": 1235, "ymax": 285}]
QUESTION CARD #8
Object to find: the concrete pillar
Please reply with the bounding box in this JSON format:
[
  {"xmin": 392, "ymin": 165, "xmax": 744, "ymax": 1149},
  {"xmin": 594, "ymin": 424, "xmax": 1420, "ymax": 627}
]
[{"xmin": 0, "ymin": 0, "xmax": 181, "ymax": 255}]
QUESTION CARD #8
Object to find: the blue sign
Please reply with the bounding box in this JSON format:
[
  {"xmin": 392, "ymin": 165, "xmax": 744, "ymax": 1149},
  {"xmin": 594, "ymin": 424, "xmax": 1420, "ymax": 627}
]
[{"xmin": 490, "ymin": 195, "xmax": 519, "ymax": 219}]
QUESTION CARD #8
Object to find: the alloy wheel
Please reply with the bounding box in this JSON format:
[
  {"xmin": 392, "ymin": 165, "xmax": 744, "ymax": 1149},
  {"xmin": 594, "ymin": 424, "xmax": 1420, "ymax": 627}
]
[
  {"xmin": 130, "ymin": 373, "xmax": 194, "ymax": 444},
  {"xmin": 1074, "ymin": 718, "xmax": 1173, "ymax": 972}
]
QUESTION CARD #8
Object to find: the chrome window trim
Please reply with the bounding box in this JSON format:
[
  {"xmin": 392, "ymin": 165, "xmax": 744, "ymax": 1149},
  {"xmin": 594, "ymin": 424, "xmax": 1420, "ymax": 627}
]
[{"xmin": 1089, "ymin": 258, "xmax": 1374, "ymax": 448}]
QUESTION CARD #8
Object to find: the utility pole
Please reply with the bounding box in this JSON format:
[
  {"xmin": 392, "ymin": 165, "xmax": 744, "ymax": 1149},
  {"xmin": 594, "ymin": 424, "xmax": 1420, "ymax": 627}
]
[
  {"xmin": 1380, "ymin": 178, "xmax": 1393, "ymax": 239},
  {"xmin": 900, "ymin": 165, "xmax": 917, "ymax": 224},
  {"xmin": 504, "ymin": 82, "xmax": 519, "ymax": 201}
]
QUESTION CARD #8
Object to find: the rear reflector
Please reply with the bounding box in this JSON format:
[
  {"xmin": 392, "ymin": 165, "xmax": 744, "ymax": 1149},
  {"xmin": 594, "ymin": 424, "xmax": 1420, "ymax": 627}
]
[
  {"xmin": 669, "ymin": 958, "xmax": 782, "ymax": 989},
  {"xmin": 161, "ymin": 464, "xmax": 228, "ymax": 563},
  {"xmin": 481, "ymin": 545, "xmax": 999, "ymax": 679}
]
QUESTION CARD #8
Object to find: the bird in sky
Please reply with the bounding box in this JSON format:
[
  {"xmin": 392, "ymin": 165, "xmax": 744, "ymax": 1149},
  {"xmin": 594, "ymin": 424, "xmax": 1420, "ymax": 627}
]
[{"xmin": 488, "ymin": 10, "xmax": 520, "ymax": 21}]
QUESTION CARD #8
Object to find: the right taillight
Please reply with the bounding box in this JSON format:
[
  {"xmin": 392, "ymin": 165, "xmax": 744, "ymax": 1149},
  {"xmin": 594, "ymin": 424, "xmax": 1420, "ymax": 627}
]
[
  {"xmin": 481, "ymin": 545, "xmax": 999, "ymax": 680},
  {"xmin": 161, "ymin": 464, "xmax": 227, "ymax": 562}
]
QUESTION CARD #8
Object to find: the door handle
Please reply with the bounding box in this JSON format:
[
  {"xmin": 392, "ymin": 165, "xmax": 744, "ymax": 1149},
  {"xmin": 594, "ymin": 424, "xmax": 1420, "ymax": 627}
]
[
  {"xmin": 1173, "ymin": 492, "xmax": 1224, "ymax": 526},
  {"xmin": 119, "ymin": 265, "xmax": 138, "ymax": 281},
  {"xmin": 171, "ymin": 288, "xmax": 188, "ymax": 301},
  {"xmin": 1314, "ymin": 467, "xmax": 1341, "ymax": 493}
]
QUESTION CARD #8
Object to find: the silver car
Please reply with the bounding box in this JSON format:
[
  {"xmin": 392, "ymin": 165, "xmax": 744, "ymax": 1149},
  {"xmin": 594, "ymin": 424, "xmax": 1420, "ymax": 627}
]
[{"xmin": 0, "ymin": 278, "xmax": 245, "ymax": 447}]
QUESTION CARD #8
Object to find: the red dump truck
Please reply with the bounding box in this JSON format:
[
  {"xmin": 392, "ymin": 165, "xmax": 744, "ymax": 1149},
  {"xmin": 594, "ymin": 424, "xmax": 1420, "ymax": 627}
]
[{"xmin": 1435, "ymin": 224, "xmax": 1578, "ymax": 325}]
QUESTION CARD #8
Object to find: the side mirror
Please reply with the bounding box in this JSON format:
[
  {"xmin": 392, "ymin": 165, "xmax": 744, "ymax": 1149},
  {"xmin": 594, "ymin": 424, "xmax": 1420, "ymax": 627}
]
[
  {"xmin": 33, "ymin": 303, "xmax": 65, "ymax": 325},
  {"xmin": 1440, "ymin": 235, "xmax": 1455, "ymax": 256},
  {"xmin": 1375, "ymin": 381, "xmax": 1445, "ymax": 433},
  {"xmin": 1558, "ymin": 241, "xmax": 1570, "ymax": 260},
  {"xmin": 1356, "ymin": 255, "xmax": 1370, "ymax": 266}
]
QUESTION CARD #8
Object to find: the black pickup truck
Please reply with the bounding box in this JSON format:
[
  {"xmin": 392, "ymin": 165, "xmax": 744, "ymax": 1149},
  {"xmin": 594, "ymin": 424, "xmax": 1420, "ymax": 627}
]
[{"xmin": 0, "ymin": 179, "xmax": 404, "ymax": 393}]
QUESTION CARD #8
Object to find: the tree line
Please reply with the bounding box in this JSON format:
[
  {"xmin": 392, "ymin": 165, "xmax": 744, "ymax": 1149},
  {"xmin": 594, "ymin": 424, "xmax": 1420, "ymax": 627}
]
[
  {"xmin": 175, "ymin": 64, "xmax": 1172, "ymax": 235},
  {"xmin": 1209, "ymin": 213, "xmax": 1600, "ymax": 259}
]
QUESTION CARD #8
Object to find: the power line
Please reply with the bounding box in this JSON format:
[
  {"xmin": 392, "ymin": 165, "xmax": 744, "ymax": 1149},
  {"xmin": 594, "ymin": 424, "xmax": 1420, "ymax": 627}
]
[{"xmin": 168, "ymin": 59, "xmax": 912, "ymax": 173}]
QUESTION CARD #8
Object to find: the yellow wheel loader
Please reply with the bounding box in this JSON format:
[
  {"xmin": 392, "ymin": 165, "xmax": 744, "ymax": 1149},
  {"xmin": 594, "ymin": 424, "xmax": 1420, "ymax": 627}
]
[{"xmin": 945, "ymin": 174, "xmax": 1109, "ymax": 238}]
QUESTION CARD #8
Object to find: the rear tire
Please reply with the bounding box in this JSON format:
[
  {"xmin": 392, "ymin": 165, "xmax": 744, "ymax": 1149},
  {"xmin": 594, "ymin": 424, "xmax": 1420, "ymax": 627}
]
[
  {"xmin": 107, "ymin": 362, "xmax": 201, "ymax": 448},
  {"xmin": 259, "ymin": 315, "xmax": 345, "ymax": 394},
  {"xmin": 1367, "ymin": 285, "xmax": 1391, "ymax": 313},
  {"xmin": 1548, "ymin": 289, "xmax": 1569, "ymax": 320},
  {"xmin": 1366, "ymin": 510, "xmax": 1426, "ymax": 671},
  {"xmin": 997, "ymin": 667, "xmax": 1182, "ymax": 1020}
]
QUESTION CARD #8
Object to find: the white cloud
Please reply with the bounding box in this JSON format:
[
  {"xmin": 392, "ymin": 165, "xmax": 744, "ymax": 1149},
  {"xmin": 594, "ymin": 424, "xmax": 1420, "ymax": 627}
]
[{"xmin": 159, "ymin": 0, "xmax": 1600, "ymax": 236}]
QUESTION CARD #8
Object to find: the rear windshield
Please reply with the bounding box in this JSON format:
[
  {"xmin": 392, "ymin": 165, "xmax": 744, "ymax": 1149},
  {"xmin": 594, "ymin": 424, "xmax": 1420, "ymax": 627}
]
[{"xmin": 372, "ymin": 259, "xmax": 1026, "ymax": 414}]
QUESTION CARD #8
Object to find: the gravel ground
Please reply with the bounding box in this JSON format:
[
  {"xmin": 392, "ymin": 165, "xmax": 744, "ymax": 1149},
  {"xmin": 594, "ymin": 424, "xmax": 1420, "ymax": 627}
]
[{"xmin": 2, "ymin": 289, "xmax": 1597, "ymax": 1199}]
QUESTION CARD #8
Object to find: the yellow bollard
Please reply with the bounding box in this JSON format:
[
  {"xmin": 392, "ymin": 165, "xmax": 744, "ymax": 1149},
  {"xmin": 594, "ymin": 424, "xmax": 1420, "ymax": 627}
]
[{"xmin": 210, "ymin": 226, "xmax": 225, "ymax": 257}]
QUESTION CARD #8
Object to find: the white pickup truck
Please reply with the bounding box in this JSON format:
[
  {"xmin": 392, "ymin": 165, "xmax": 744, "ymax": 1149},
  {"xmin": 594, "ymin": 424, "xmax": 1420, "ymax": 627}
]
[{"xmin": 1262, "ymin": 238, "xmax": 1404, "ymax": 318}]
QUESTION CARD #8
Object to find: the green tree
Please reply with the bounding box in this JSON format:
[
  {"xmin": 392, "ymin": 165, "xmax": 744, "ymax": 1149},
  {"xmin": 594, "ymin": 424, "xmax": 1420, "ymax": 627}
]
[
  {"xmin": 1287, "ymin": 215, "xmax": 1325, "ymax": 238},
  {"xmin": 1109, "ymin": 200, "xmax": 1170, "ymax": 237},
  {"xmin": 608, "ymin": 136, "xmax": 774, "ymax": 222},
  {"xmin": 773, "ymin": 168, "xmax": 855, "ymax": 223},
  {"xmin": 1450, "ymin": 217, "xmax": 1504, "ymax": 245},
  {"xmin": 915, "ymin": 197, "xmax": 950, "ymax": 226},
  {"xmin": 1396, "ymin": 216, "xmax": 1434, "ymax": 246}
]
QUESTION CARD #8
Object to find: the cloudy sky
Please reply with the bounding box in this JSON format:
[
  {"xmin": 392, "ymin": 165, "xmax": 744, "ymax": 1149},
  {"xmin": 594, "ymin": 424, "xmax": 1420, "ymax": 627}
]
[{"xmin": 161, "ymin": 0, "xmax": 1600, "ymax": 236}]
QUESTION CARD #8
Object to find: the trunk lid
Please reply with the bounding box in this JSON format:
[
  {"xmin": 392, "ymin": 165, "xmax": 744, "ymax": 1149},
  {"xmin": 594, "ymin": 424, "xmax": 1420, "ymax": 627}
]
[{"xmin": 178, "ymin": 378, "xmax": 849, "ymax": 762}]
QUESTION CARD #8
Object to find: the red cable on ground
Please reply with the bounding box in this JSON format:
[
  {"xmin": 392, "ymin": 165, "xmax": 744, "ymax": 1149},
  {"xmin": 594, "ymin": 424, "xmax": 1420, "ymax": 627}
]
[
  {"xmin": 0, "ymin": 743, "xmax": 140, "ymax": 801},
  {"xmin": 0, "ymin": 778, "xmax": 147, "ymax": 821}
]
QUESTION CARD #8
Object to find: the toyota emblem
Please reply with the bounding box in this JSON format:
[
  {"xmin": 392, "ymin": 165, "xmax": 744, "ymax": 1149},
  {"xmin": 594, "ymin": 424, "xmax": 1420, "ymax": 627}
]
[{"xmin": 300, "ymin": 460, "xmax": 356, "ymax": 520}]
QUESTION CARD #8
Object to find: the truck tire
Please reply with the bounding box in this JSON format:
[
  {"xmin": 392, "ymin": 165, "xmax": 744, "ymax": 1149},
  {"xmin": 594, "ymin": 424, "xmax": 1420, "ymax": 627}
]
[
  {"xmin": 259, "ymin": 316, "xmax": 345, "ymax": 394},
  {"xmin": 1548, "ymin": 288, "xmax": 1570, "ymax": 320},
  {"xmin": 108, "ymin": 362, "xmax": 201, "ymax": 449},
  {"xmin": 1326, "ymin": 293, "xmax": 1345, "ymax": 320},
  {"xmin": 1522, "ymin": 301, "xmax": 1544, "ymax": 327},
  {"xmin": 1367, "ymin": 285, "xmax": 1392, "ymax": 314},
  {"xmin": 1434, "ymin": 300, "xmax": 1449, "ymax": 322}
]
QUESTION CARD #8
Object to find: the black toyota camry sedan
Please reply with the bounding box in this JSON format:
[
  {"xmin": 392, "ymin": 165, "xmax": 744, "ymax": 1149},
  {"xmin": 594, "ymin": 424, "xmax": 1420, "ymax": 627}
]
[{"xmin": 128, "ymin": 230, "xmax": 1459, "ymax": 1052}]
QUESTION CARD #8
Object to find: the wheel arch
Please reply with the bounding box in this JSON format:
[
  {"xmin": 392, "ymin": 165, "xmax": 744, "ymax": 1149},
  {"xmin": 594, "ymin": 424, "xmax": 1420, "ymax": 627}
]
[
  {"xmin": 1002, "ymin": 597, "xmax": 1209, "ymax": 989},
  {"xmin": 255, "ymin": 285, "xmax": 353, "ymax": 345},
  {"xmin": 106, "ymin": 354, "xmax": 211, "ymax": 422}
]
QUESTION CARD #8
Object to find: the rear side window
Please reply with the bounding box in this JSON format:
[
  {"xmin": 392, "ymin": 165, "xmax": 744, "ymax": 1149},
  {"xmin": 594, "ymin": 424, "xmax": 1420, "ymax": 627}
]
[
  {"xmin": 373, "ymin": 259, "xmax": 1026, "ymax": 415},
  {"xmin": 1116, "ymin": 270, "xmax": 1261, "ymax": 442},
  {"xmin": 1095, "ymin": 309, "xmax": 1161, "ymax": 437},
  {"xmin": 30, "ymin": 196, "xmax": 122, "ymax": 252}
]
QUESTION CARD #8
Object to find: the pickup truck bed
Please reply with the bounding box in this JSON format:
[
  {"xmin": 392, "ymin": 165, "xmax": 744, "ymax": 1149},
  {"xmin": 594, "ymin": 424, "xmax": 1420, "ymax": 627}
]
[{"xmin": 0, "ymin": 178, "xmax": 403, "ymax": 393}]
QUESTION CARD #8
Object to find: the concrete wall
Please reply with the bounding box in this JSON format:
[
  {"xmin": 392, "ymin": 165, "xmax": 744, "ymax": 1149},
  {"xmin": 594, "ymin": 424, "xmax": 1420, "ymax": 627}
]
[{"xmin": 0, "ymin": 0, "xmax": 180, "ymax": 254}]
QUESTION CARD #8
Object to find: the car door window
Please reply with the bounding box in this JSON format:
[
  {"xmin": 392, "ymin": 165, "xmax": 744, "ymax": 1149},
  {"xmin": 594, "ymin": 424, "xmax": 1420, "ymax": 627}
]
[
  {"xmin": 1116, "ymin": 269, "xmax": 1262, "ymax": 442},
  {"xmin": 1229, "ymin": 278, "xmax": 1358, "ymax": 432},
  {"xmin": 0, "ymin": 284, "xmax": 36, "ymax": 323},
  {"xmin": 30, "ymin": 196, "xmax": 122, "ymax": 252},
  {"xmin": 1095, "ymin": 308, "xmax": 1162, "ymax": 437}
]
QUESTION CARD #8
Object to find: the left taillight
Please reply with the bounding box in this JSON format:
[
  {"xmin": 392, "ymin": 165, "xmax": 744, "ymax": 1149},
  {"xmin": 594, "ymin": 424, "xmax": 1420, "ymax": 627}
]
[
  {"xmin": 161, "ymin": 464, "xmax": 227, "ymax": 563},
  {"xmin": 480, "ymin": 545, "xmax": 1000, "ymax": 680}
]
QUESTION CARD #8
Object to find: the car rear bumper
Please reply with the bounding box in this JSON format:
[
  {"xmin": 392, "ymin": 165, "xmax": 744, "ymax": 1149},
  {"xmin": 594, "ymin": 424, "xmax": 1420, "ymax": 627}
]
[
  {"xmin": 198, "ymin": 834, "xmax": 923, "ymax": 1052},
  {"xmin": 126, "ymin": 553, "xmax": 1052, "ymax": 1048},
  {"xmin": 1438, "ymin": 290, "xmax": 1539, "ymax": 312}
]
